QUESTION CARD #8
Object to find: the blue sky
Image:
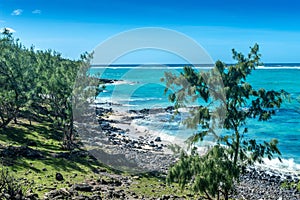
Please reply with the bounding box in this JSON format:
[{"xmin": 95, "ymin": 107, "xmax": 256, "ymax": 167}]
[{"xmin": 1, "ymin": 0, "xmax": 300, "ymax": 63}]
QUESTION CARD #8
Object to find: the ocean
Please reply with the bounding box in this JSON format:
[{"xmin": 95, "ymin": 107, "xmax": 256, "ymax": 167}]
[{"xmin": 90, "ymin": 63, "xmax": 300, "ymax": 172}]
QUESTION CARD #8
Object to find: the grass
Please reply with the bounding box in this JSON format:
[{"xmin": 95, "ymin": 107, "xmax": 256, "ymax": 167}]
[
  {"xmin": 281, "ymin": 180, "xmax": 300, "ymax": 192},
  {"xmin": 0, "ymin": 118, "xmax": 193, "ymax": 199},
  {"xmin": 0, "ymin": 119, "xmax": 61, "ymax": 152},
  {"xmin": 0, "ymin": 119, "xmax": 109, "ymax": 198},
  {"xmin": 129, "ymin": 175, "xmax": 200, "ymax": 199}
]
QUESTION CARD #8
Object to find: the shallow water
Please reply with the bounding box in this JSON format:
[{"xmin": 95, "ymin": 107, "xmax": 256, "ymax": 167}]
[{"xmin": 91, "ymin": 64, "xmax": 300, "ymax": 171}]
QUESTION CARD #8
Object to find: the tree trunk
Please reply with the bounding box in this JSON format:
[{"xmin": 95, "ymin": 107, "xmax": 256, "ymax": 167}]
[
  {"xmin": 224, "ymin": 188, "xmax": 229, "ymax": 200},
  {"xmin": 0, "ymin": 117, "xmax": 13, "ymax": 129},
  {"xmin": 233, "ymin": 130, "xmax": 240, "ymax": 165},
  {"xmin": 62, "ymin": 120, "xmax": 74, "ymax": 151}
]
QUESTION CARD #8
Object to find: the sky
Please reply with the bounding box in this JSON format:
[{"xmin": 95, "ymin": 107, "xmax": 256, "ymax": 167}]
[{"xmin": 1, "ymin": 0, "xmax": 300, "ymax": 64}]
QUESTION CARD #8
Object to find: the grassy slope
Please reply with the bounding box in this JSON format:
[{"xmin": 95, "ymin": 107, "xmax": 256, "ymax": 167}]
[
  {"xmin": 0, "ymin": 119, "xmax": 102, "ymax": 196},
  {"xmin": 0, "ymin": 118, "xmax": 199, "ymax": 199}
]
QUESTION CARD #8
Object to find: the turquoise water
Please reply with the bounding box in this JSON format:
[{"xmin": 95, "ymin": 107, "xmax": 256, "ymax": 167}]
[{"xmin": 90, "ymin": 64, "xmax": 300, "ymax": 169}]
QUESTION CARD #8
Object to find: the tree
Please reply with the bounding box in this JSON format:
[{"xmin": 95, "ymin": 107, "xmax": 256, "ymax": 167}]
[
  {"xmin": 0, "ymin": 30, "xmax": 35, "ymax": 128},
  {"xmin": 168, "ymin": 145, "xmax": 239, "ymax": 200},
  {"xmin": 34, "ymin": 50, "xmax": 102, "ymax": 150},
  {"xmin": 165, "ymin": 44, "xmax": 285, "ymax": 199},
  {"xmin": 0, "ymin": 31, "xmax": 102, "ymax": 150}
]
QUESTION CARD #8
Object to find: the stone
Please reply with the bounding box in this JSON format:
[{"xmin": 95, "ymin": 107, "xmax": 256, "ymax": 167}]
[
  {"xmin": 44, "ymin": 189, "xmax": 67, "ymax": 200},
  {"xmin": 26, "ymin": 192, "xmax": 39, "ymax": 199},
  {"xmin": 55, "ymin": 172, "xmax": 64, "ymax": 181},
  {"xmin": 72, "ymin": 183, "xmax": 93, "ymax": 192},
  {"xmin": 154, "ymin": 137, "xmax": 161, "ymax": 142}
]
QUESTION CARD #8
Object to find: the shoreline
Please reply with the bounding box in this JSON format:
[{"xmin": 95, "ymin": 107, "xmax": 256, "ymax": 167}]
[
  {"xmin": 97, "ymin": 102, "xmax": 300, "ymax": 173},
  {"xmin": 77, "ymin": 102, "xmax": 300, "ymax": 198},
  {"xmin": 77, "ymin": 104, "xmax": 182, "ymax": 173},
  {"xmin": 85, "ymin": 102, "xmax": 300, "ymax": 174}
]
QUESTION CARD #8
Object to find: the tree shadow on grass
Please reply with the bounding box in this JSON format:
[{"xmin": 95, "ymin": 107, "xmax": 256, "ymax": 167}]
[
  {"xmin": 1, "ymin": 157, "xmax": 42, "ymax": 173},
  {"xmin": 19, "ymin": 121, "xmax": 63, "ymax": 143},
  {"xmin": 0, "ymin": 122, "xmax": 63, "ymax": 152},
  {"xmin": 39, "ymin": 153, "xmax": 111, "ymax": 174},
  {"xmin": 0, "ymin": 121, "xmax": 121, "ymax": 177},
  {"xmin": 0, "ymin": 126, "xmax": 30, "ymax": 145}
]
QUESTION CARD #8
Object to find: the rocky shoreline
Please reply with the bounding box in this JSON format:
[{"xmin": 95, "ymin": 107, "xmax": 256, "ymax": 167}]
[
  {"xmin": 232, "ymin": 166, "xmax": 300, "ymax": 199},
  {"xmin": 79, "ymin": 104, "xmax": 179, "ymax": 173},
  {"xmin": 36, "ymin": 103, "xmax": 300, "ymax": 199},
  {"xmin": 75, "ymin": 103, "xmax": 300, "ymax": 199},
  {"xmin": 42, "ymin": 167, "xmax": 300, "ymax": 200},
  {"xmin": 0, "ymin": 101, "xmax": 300, "ymax": 200}
]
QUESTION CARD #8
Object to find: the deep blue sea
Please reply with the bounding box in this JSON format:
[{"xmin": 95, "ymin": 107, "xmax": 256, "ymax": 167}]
[{"xmin": 90, "ymin": 63, "xmax": 300, "ymax": 172}]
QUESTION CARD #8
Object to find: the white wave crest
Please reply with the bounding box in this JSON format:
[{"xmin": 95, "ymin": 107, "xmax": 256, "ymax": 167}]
[
  {"xmin": 256, "ymin": 157, "xmax": 300, "ymax": 174},
  {"xmin": 257, "ymin": 66, "xmax": 300, "ymax": 70}
]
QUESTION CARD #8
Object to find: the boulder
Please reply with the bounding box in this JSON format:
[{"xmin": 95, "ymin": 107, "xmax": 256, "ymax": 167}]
[{"xmin": 55, "ymin": 172, "xmax": 64, "ymax": 181}]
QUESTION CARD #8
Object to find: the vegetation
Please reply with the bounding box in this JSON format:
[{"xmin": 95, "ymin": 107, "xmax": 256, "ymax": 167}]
[
  {"xmin": 0, "ymin": 118, "xmax": 111, "ymax": 198},
  {"xmin": 281, "ymin": 180, "xmax": 300, "ymax": 192},
  {"xmin": 0, "ymin": 30, "xmax": 293, "ymax": 199},
  {"xmin": 0, "ymin": 30, "xmax": 190, "ymax": 199},
  {"xmin": 0, "ymin": 167, "xmax": 31, "ymax": 199},
  {"xmin": 0, "ymin": 29, "xmax": 101, "ymax": 150},
  {"xmin": 164, "ymin": 44, "xmax": 285, "ymax": 199}
]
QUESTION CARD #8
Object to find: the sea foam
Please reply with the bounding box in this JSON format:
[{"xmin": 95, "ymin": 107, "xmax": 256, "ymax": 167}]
[{"xmin": 256, "ymin": 157, "xmax": 300, "ymax": 173}]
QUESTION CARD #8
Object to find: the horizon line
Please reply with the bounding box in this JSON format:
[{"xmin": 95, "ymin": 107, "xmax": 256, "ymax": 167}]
[{"xmin": 90, "ymin": 62, "xmax": 300, "ymax": 66}]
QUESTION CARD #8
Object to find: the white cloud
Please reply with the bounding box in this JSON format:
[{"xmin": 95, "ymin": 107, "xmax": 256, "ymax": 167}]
[
  {"xmin": 32, "ymin": 9, "xmax": 41, "ymax": 14},
  {"xmin": 11, "ymin": 9, "xmax": 23, "ymax": 16},
  {"xmin": 0, "ymin": 27, "xmax": 16, "ymax": 33}
]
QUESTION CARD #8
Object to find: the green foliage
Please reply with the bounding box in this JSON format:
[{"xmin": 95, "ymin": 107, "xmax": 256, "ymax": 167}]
[
  {"xmin": 164, "ymin": 44, "xmax": 286, "ymax": 199},
  {"xmin": 281, "ymin": 180, "xmax": 300, "ymax": 192},
  {"xmin": 167, "ymin": 145, "xmax": 239, "ymax": 200},
  {"xmin": 0, "ymin": 167, "xmax": 31, "ymax": 199},
  {"xmin": 0, "ymin": 30, "xmax": 101, "ymax": 149},
  {"xmin": 0, "ymin": 31, "xmax": 35, "ymax": 128}
]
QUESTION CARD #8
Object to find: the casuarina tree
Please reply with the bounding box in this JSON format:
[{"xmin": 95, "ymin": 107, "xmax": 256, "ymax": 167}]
[{"xmin": 165, "ymin": 44, "xmax": 285, "ymax": 199}]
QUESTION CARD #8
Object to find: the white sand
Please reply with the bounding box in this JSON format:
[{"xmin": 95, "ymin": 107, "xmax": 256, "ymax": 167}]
[{"xmin": 105, "ymin": 110, "xmax": 194, "ymax": 155}]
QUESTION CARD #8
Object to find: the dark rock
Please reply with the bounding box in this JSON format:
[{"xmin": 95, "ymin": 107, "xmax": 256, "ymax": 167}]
[
  {"xmin": 113, "ymin": 179, "xmax": 122, "ymax": 186},
  {"xmin": 154, "ymin": 137, "xmax": 161, "ymax": 142},
  {"xmin": 99, "ymin": 78, "xmax": 119, "ymax": 84},
  {"xmin": 129, "ymin": 110, "xmax": 137, "ymax": 114},
  {"xmin": 72, "ymin": 183, "xmax": 93, "ymax": 192},
  {"xmin": 100, "ymin": 179, "xmax": 108, "ymax": 185},
  {"xmin": 161, "ymin": 194, "xmax": 170, "ymax": 200},
  {"xmin": 55, "ymin": 172, "xmax": 64, "ymax": 181},
  {"xmin": 139, "ymin": 108, "xmax": 150, "ymax": 114},
  {"xmin": 112, "ymin": 140, "xmax": 119, "ymax": 145},
  {"xmin": 131, "ymin": 115, "xmax": 144, "ymax": 120},
  {"xmin": 165, "ymin": 106, "xmax": 174, "ymax": 112},
  {"xmin": 286, "ymin": 175, "xmax": 293, "ymax": 180}
]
